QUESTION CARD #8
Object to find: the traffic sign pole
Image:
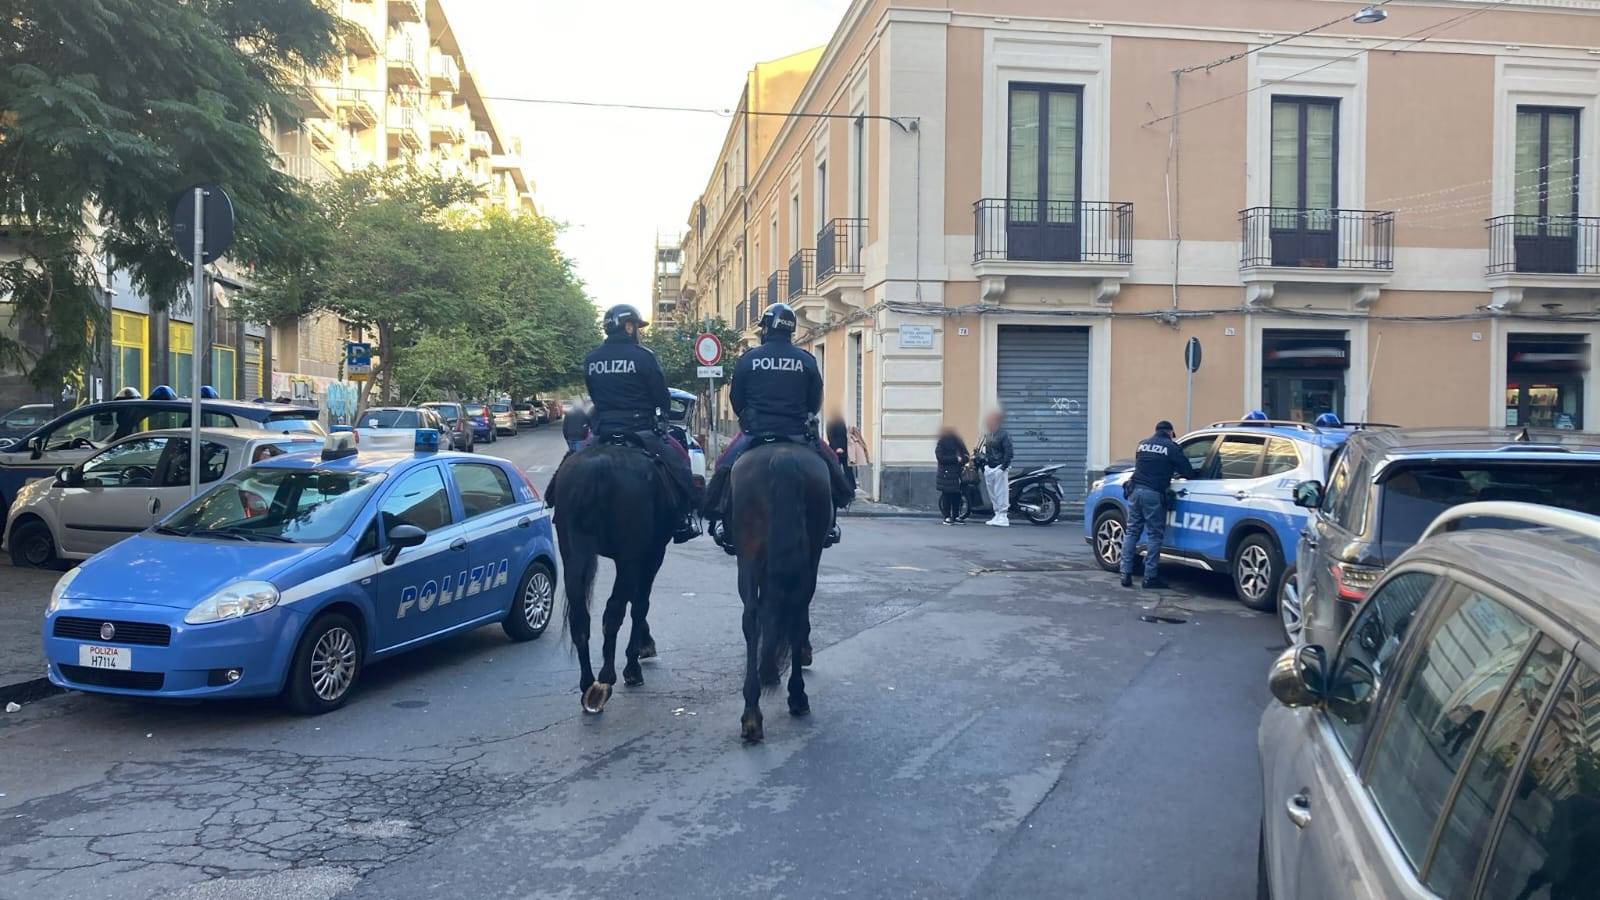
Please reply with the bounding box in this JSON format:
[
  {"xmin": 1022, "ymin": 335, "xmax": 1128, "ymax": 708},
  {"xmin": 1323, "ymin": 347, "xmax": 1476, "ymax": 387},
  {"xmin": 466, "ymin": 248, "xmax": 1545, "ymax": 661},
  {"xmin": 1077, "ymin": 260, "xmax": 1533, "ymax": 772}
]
[
  {"xmin": 189, "ymin": 187, "xmax": 205, "ymax": 498},
  {"xmin": 1183, "ymin": 337, "xmax": 1203, "ymax": 434}
]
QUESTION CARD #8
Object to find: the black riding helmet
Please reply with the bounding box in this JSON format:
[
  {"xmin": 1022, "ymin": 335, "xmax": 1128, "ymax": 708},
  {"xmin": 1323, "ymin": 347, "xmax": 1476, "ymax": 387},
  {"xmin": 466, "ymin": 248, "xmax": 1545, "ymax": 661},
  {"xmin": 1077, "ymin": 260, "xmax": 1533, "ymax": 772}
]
[
  {"xmin": 603, "ymin": 304, "xmax": 649, "ymax": 340},
  {"xmin": 759, "ymin": 302, "xmax": 797, "ymax": 341}
]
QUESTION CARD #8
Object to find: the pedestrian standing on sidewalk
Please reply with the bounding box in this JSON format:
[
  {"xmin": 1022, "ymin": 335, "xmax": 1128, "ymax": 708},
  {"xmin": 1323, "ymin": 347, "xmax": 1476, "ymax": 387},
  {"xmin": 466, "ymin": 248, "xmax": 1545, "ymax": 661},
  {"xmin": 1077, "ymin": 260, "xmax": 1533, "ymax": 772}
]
[
  {"xmin": 1119, "ymin": 419, "xmax": 1195, "ymax": 590},
  {"xmin": 935, "ymin": 426, "xmax": 970, "ymax": 525},
  {"xmin": 980, "ymin": 409, "xmax": 1013, "ymax": 527},
  {"xmin": 827, "ymin": 415, "xmax": 855, "ymax": 495},
  {"xmin": 847, "ymin": 425, "xmax": 869, "ymax": 496},
  {"xmin": 562, "ymin": 402, "xmax": 591, "ymax": 452}
]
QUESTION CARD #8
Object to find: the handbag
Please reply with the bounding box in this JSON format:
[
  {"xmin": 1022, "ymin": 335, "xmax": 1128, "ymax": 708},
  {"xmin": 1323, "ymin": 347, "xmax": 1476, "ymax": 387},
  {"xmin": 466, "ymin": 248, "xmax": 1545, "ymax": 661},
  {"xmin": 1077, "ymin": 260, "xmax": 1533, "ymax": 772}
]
[{"xmin": 960, "ymin": 463, "xmax": 980, "ymax": 487}]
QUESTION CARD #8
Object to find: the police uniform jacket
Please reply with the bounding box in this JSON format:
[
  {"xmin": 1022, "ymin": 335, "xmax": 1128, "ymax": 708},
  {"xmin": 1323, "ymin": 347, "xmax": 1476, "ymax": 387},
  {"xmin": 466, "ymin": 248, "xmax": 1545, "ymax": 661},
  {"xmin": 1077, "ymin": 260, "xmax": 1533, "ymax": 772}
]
[
  {"xmin": 584, "ymin": 335, "xmax": 669, "ymax": 434},
  {"xmin": 1128, "ymin": 432, "xmax": 1197, "ymax": 495},
  {"xmin": 730, "ymin": 333, "xmax": 821, "ymax": 436}
]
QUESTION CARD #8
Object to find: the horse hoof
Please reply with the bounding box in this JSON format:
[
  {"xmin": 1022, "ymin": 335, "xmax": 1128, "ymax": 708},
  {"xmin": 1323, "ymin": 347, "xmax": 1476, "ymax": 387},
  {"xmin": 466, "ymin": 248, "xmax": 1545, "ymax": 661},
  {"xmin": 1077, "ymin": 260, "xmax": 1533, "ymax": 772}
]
[
  {"xmin": 637, "ymin": 641, "xmax": 657, "ymax": 661},
  {"xmin": 623, "ymin": 669, "xmax": 644, "ymax": 687},
  {"xmin": 582, "ymin": 682, "xmax": 612, "ymax": 714},
  {"xmin": 788, "ymin": 699, "xmax": 810, "ymax": 717},
  {"xmin": 798, "ymin": 646, "xmax": 813, "ymax": 668},
  {"xmin": 740, "ymin": 715, "xmax": 764, "ymax": 744}
]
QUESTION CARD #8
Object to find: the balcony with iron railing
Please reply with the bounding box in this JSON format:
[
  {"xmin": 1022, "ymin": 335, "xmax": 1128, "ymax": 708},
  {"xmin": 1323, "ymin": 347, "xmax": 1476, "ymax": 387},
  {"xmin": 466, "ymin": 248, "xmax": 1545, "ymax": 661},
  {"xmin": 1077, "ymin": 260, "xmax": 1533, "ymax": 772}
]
[
  {"xmin": 387, "ymin": 0, "xmax": 422, "ymax": 22},
  {"xmin": 336, "ymin": 87, "xmax": 378, "ymax": 128},
  {"xmin": 1238, "ymin": 207, "xmax": 1394, "ymax": 308},
  {"xmin": 338, "ymin": 0, "xmax": 381, "ymax": 56},
  {"xmin": 469, "ymin": 130, "xmax": 493, "ymax": 157},
  {"xmin": 766, "ymin": 270, "xmax": 787, "ymax": 308},
  {"xmin": 278, "ymin": 152, "xmax": 341, "ymax": 184},
  {"xmin": 429, "ymin": 49, "xmax": 461, "ymax": 92},
  {"xmin": 385, "ymin": 100, "xmax": 424, "ymax": 150},
  {"xmin": 735, "ymin": 300, "xmax": 748, "ymax": 332},
  {"xmin": 385, "ymin": 31, "xmax": 424, "ymax": 86},
  {"xmin": 787, "ymin": 249, "xmax": 814, "ymax": 300},
  {"xmin": 1485, "ymin": 214, "xmax": 1600, "ymax": 310},
  {"xmin": 971, "ymin": 200, "xmax": 1133, "ymax": 304},
  {"xmin": 815, "ymin": 218, "xmax": 866, "ymax": 295},
  {"xmin": 746, "ymin": 288, "xmax": 765, "ymax": 333}
]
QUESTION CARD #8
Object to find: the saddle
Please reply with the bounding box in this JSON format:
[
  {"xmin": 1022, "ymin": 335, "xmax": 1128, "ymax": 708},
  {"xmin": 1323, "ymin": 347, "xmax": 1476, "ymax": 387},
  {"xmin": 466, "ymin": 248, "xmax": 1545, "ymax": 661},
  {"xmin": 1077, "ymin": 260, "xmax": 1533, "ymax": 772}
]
[
  {"xmin": 596, "ymin": 430, "xmax": 650, "ymax": 450},
  {"xmin": 751, "ymin": 431, "xmax": 809, "ymax": 447}
]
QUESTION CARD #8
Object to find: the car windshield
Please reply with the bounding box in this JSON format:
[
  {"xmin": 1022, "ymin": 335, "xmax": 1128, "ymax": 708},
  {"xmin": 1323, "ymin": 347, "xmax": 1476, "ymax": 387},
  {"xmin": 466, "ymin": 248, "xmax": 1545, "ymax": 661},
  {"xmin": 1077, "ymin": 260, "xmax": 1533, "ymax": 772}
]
[
  {"xmin": 1379, "ymin": 462, "xmax": 1600, "ymax": 546},
  {"xmin": 363, "ymin": 409, "xmax": 419, "ymax": 429},
  {"xmin": 160, "ymin": 468, "xmax": 385, "ymax": 543}
]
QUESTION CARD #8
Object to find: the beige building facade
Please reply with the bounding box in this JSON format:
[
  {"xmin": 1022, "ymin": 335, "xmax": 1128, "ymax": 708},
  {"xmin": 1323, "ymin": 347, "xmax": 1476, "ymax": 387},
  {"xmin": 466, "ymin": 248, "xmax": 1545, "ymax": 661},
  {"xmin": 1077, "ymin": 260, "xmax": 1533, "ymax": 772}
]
[
  {"xmin": 269, "ymin": 0, "xmax": 536, "ymax": 412},
  {"xmin": 677, "ymin": 0, "xmax": 1600, "ymax": 507}
]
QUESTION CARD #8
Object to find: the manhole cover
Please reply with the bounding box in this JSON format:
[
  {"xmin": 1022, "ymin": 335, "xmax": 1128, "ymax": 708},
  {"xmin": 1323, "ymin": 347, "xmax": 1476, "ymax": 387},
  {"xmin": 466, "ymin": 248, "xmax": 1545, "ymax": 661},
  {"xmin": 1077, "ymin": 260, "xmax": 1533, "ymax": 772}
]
[{"xmin": 969, "ymin": 559, "xmax": 1094, "ymax": 575}]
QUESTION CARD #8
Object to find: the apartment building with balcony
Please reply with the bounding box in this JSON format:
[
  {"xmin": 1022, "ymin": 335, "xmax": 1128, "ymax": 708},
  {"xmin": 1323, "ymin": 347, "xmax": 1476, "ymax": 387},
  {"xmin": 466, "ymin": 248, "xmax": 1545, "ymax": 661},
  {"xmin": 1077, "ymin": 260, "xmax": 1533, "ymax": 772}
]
[
  {"xmin": 653, "ymin": 236, "xmax": 687, "ymax": 322},
  {"xmin": 677, "ymin": 0, "xmax": 1600, "ymax": 507}
]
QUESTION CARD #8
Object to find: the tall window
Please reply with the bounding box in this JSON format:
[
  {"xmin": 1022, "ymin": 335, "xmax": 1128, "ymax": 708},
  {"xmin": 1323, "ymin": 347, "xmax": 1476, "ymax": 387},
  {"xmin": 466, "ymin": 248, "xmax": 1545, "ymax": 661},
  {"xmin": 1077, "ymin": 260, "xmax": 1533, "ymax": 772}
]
[
  {"xmin": 1006, "ymin": 83, "xmax": 1081, "ymax": 261},
  {"xmin": 211, "ymin": 346, "xmax": 236, "ymax": 399},
  {"xmin": 790, "ymin": 193, "xmax": 801, "ymax": 253},
  {"xmin": 816, "ymin": 159, "xmax": 828, "ymax": 229},
  {"xmin": 110, "ymin": 310, "xmax": 147, "ymax": 397},
  {"xmin": 169, "ymin": 321, "xmax": 194, "ymax": 392},
  {"xmin": 1513, "ymin": 106, "xmax": 1581, "ymax": 272},
  {"xmin": 1269, "ymin": 96, "xmax": 1339, "ymax": 264}
]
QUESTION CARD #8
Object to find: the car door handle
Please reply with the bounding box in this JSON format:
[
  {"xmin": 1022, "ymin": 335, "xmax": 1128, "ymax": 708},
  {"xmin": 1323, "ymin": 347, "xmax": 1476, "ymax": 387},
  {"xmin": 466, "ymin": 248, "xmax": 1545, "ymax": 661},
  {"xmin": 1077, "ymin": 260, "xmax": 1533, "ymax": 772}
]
[
  {"xmin": 1286, "ymin": 792, "xmax": 1312, "ymax": 829},
  {"xmin": 1233, "ymin": 491, "xmax": 1250, "ymax": 501},
  {"xmin": 1175, "ymin": 488, "xmax": 1188, "ymax": 497},
  {"xmin": 517, "ymin": 516, "xmax": 531, "ymax": 528},
  {"xmin": 148, "ymin": 497, "xmax": 161, "ymax": 516},
  {"xmin": 449, "ymin": 537, "xmax": 468, "ymax": 551}
]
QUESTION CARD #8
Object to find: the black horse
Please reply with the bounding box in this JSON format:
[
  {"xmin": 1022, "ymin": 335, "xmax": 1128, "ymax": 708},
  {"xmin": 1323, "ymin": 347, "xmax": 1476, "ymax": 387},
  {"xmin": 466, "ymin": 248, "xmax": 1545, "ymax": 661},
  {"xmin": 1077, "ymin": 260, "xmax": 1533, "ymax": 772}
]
[
  {"xmin": 729, "ymin": 440, "xmax": 832, "ymax": 742},
  {"xmin": 551, "ymin": 440, "xmax": 675, "ymax": 714}
]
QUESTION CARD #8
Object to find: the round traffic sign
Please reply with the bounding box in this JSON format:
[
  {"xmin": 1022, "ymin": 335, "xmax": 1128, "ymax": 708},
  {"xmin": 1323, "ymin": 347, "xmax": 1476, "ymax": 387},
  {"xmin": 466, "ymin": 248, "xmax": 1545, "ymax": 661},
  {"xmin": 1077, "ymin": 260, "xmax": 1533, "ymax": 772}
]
[
  {"xmin": 170, "ymin": 184, "xmax": 235, "ymax": 264},
  {"xmin": 694, "ymin": 333, "xmax": 723, "ymax": 366}
]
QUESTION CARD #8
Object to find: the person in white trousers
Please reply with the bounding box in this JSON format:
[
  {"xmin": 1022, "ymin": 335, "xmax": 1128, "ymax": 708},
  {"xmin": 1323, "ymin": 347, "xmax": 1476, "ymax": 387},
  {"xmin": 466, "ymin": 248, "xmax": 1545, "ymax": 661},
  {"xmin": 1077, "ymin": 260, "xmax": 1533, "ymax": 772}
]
[{"xmin": 980, "ymin": 409, "xmax": 1014, "ymax": 527}]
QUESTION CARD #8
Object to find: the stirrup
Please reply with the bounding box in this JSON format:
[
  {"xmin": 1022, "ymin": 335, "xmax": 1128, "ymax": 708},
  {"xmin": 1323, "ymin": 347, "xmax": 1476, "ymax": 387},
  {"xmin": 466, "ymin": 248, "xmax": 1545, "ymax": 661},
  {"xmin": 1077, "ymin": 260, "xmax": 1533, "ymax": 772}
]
[{"xmin": 709, "ymin": 518, "xmax": 736, "ymax": 555}]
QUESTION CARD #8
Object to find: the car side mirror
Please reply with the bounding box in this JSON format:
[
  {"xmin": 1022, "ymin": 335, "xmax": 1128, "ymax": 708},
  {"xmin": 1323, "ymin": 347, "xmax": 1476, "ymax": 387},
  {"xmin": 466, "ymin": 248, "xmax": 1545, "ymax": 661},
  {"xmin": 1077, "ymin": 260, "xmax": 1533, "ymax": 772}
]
[
  {"xmin": 1292, "ymin": 480, "xmax": 1324, "ymax": 509},
  {"xmin": 26, "ymin": 435, "xmax": 43, "ymax": 458},
  {"xmin": 1269, "ymin": 644, "xmax": 1328, "ymax": 708},
  {"xmin": 57, "ymin": 465, "xmax": 86, "ymax": 487},
  {"xmin": 382, "ymin": 523, "xmax": 427, "ymax": 565}
]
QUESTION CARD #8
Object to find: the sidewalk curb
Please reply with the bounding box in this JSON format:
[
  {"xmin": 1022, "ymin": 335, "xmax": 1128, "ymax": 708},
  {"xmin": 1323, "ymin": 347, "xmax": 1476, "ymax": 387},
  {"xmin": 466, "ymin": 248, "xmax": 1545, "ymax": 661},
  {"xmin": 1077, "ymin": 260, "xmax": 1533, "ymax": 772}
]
[{"xmin": 1, "ymin": 676, "xmax": 61, "ymax": 708}]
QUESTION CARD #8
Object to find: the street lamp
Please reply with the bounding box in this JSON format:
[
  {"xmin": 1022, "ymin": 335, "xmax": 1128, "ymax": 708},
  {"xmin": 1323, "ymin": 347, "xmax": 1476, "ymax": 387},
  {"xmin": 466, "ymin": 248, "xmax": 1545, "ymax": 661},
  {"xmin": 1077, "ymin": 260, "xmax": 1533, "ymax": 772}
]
[{"xmin": 1352, "ymin": 6, "xmax": 1388, "ymax": 25}]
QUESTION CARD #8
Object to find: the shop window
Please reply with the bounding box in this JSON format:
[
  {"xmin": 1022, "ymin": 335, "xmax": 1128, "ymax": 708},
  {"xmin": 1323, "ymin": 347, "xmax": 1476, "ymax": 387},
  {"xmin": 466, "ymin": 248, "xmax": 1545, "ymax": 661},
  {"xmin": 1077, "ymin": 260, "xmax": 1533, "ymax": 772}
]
[
  {"xmin": 169, "ymin": 321, "xmax": 194, "ymax": 394},
  {"xmin": 1506, "ymin": 334, "xmax": 1586, "ymax": 430},
  {"xmin": 212, "ymin": 346, "xmax": 236, "ymax": 400},
  {"xmin": 110, "ymin": 311, "xmax": 147, "ymax": 397},
  {"xmin": 1261, "ymin": 329, "xmax": 1348, "ymax": 422}
]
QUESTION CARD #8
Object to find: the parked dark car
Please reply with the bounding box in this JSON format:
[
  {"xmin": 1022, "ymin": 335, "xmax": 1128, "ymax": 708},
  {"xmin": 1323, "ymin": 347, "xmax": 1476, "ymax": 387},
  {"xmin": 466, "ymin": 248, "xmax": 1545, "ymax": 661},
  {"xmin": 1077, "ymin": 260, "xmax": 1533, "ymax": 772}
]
[
  {"xmin": 0, "ymin": 403, "xmax": 54, "ymax": 442},
  {"xmin": 463, "ymin": 403, "xmax": 496, "ymax": 443},
  {"xmin": 0, "ymin": 397, "xmax": 321, "ymax": 524},
  {"xmin": 513, "ymin": 402, "xmax": 539, "ymax": 429},
  {"xmin": 1260, "ymin": 501, "xmax": 1600, "ymax": 900},
  {"xmin": 1287, "ymin": 427, "xmax": 1600, "ymax": 647},
  {"xmin": 421, "ymin": 401, "xmax": 474, "ymax": 452}
]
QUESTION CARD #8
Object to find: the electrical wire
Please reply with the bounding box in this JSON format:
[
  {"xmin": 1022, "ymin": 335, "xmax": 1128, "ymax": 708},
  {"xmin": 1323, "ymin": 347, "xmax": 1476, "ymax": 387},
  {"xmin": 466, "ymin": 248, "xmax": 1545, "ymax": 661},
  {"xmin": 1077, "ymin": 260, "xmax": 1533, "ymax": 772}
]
[
  {"xmin": 1176, "ymin": 1, "xmax": 1396, "ymax": 75},
  {"xmin": 1144, "ymin": 0, "xmax": 1517, "ymax": 128}
]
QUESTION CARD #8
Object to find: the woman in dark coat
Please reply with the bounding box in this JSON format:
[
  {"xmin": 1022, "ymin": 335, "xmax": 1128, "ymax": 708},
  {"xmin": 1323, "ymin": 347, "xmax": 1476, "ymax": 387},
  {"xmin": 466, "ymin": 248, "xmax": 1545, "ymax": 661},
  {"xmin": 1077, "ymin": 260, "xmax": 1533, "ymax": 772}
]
[
  {"xmin": 935, "ymin": 426, "xmax": 970, "ymax": 524},
  {"xmin": 827, "ymin": 416, "xmax": 855, "ymax": 495}
]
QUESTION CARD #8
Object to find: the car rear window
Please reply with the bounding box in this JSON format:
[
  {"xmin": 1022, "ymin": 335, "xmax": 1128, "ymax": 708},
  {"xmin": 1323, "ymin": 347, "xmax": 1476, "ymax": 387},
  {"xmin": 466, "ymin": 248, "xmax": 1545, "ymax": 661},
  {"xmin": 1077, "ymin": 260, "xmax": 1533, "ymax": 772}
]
[
  {"xmin": 1379, "ymin": 463, "xmax": 1600, "ymax": 546},
  {"xmin": 426, "ymin": 405, "xmax": 460, "ymax": 422},
  {"xmin": 465, "ymin": 405, "xmax": 487, "ymax": 416},
  {"xmin": 364, "ymin": 409, "xmax": 420, "ymax": 429},
  {"xmin": 492, "ymin": 403, "xmax": 510, "ymax": 413}
]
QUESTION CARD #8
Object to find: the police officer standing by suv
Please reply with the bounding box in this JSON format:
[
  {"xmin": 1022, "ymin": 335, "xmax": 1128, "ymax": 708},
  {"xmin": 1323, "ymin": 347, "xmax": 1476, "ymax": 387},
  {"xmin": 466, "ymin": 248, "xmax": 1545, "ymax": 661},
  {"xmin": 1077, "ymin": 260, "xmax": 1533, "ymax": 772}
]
[{"xmin": 1120, "ymin": 420, "xmax": 1195, "ymax": 589}]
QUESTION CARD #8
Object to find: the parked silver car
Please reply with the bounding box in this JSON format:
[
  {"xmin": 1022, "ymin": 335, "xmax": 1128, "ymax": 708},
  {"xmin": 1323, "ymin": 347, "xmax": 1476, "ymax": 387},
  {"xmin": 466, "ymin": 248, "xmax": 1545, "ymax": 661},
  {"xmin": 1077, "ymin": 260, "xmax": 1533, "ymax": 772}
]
[
  {"xmin": 4, "ymin": 427, "xmax": 320, "ymax": 567},
  {"xmin": 1258, "ymin": 501, "xmax": 1600, "ymax": 899}
]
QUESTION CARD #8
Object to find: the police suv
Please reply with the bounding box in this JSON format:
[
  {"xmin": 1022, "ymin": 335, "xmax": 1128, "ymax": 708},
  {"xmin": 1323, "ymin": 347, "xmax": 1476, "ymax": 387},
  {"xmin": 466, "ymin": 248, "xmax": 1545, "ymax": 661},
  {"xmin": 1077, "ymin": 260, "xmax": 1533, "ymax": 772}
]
[
  {"xmin": 42, "ymin": 429, "xmax": 558, "ymax": 713},
  {"xmin": 1084, "ymin": 417, "xmax": 1363, "ymax": 614}
]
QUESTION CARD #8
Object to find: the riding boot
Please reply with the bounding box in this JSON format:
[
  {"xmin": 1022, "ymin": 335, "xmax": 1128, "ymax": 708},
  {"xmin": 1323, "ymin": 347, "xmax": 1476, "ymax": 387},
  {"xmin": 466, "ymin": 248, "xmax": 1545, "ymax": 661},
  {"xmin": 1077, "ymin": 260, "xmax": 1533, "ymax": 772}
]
[
  {"xmin": 701, "ymin": 465, "xmax": 734, "ymax": 552},
  {"xmin": 824, "ymin": 506, "xmax": 842, "ymax": 548},
  {"xmin": 672, "ymin": 510, "xmax": 701, "ymax": 544}
]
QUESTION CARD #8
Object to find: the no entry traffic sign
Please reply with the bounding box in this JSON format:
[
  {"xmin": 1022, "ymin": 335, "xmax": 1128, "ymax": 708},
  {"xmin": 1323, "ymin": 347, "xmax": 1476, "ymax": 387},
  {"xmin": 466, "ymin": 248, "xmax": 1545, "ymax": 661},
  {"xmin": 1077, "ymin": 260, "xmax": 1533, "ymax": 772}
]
[{"xmin": 694, "ymin": 333, "xmax": 723, "ymax": 367}]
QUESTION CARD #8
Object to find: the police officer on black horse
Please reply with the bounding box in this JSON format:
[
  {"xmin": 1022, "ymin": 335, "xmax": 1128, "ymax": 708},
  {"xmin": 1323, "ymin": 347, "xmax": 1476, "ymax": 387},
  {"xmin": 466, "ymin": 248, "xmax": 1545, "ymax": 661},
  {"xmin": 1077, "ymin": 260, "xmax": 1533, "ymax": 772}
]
[
  {"xmin": 702, "ymin": 302, "xmax": 853, "ymax": 553},
  {"xmin": 576, "ymin": 303, "xmax": 700, "ymax": 544}
]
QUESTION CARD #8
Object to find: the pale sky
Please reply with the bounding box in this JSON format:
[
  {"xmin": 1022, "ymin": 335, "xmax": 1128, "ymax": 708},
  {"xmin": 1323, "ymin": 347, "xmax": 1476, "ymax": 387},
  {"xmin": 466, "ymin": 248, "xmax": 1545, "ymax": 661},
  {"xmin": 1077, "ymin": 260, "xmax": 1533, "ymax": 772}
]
[{"xmin": 444, "ymin": 0, "xmax": 853, "ymax": 312}]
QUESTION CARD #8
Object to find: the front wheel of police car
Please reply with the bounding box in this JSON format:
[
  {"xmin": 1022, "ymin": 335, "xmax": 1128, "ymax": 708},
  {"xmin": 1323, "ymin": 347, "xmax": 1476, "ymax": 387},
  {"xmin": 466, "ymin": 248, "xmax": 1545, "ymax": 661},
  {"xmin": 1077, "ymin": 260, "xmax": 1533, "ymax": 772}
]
[
  {"xmin": 1091, "ymin": 509, "xmax": 1125, "ymax": 573},
  {"xmin": 285, "ymin": 611, "xmax": 364, "ymax": 715},
  {"xmin": 503, "ymin": 560, "xmax": 556, "ymax": 641}
]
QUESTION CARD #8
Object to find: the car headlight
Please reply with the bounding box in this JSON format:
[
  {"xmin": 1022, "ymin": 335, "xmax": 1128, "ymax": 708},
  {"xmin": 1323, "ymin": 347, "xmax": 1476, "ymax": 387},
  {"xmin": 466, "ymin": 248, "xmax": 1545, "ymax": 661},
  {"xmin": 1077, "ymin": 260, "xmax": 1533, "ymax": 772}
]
[
  {"xmin": 46, "ymin": 566, "xmax": 82, "ymax": 616},
  {"xmin": 184, "ymin": 581, "xmax": 281, "ymax": 625},
  {"xmin": 1090, "ymin": 478, "xmax": 1105, "ymax": 492}
]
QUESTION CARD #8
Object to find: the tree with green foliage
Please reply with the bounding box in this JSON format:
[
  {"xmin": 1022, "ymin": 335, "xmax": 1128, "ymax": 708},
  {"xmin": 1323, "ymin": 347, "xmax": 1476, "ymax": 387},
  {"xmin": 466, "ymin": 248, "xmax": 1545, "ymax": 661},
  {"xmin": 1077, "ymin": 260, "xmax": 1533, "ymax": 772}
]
[{"xmin": 0, "ymin": 0, "xmax": 343, "ymax": 390}]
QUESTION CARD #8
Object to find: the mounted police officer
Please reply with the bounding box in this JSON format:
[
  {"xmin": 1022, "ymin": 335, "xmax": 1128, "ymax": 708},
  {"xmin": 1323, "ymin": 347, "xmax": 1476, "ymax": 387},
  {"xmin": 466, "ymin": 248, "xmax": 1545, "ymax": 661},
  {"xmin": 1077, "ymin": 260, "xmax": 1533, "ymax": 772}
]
[
  {"xmin": 702, "ymin": 302, "xmax": 852, "ymax": 552},
  {"xmin": 580, "ymin": 304, "xmax": 699, "ymax": 544},
  {"xmin": 1119, "ymin": 419, "xmax": 1195, "ymax": 590}
]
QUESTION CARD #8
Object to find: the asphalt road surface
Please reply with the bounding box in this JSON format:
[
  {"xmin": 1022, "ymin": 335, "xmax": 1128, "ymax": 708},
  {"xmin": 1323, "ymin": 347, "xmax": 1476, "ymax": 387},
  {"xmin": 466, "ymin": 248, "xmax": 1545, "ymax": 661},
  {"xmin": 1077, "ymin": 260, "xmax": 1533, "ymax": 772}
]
[{"xmin": 0, "ymin": 425, "xmax": 1284, "ymax": 899}]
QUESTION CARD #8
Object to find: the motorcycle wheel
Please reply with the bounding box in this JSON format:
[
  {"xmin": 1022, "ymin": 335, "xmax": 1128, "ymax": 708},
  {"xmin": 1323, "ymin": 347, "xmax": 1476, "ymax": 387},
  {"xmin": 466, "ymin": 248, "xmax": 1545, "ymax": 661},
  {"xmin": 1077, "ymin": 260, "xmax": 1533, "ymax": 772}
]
[{"xmin": 1017, "ymin": 486, "xmax": 1060, "ymax": 526}]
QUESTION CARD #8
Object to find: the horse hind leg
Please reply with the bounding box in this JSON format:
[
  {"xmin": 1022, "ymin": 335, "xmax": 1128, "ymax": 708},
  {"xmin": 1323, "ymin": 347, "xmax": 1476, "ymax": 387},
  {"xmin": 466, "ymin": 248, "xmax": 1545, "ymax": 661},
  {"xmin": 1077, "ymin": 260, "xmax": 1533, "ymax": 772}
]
[
  {"xmin": 583, "ymin": 561, "xmax": 636, "ymax": 713},
  {"xmin": 562, "ymin": 542, "xmax": 600, "ymax": 702},
  {"xmin": 738, "ymin": 559, "xmax": 764, "ymax": 743},
  {"xmin": 623, "ymin": 546, "xmax": 665, "ymax": 687},
  {"xmin": 787, "ymin": 599, "xmax": 812, "ymax": 717}
]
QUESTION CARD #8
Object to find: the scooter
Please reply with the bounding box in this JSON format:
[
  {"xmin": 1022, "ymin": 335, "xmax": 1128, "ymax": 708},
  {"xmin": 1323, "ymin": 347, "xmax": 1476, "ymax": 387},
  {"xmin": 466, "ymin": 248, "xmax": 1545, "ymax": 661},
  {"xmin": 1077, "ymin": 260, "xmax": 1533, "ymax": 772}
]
[{"xmin": 956, "ymin": 462, "xmax": 1065, "ymax": 526}]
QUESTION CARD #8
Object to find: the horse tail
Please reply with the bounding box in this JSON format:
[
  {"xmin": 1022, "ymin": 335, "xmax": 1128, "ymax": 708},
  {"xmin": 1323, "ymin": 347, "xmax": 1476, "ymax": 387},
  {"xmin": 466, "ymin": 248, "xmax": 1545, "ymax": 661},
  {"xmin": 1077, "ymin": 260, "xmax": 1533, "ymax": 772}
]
[{"xmin": 757, "ymin": 449, "xmax": 808, "ymax": 689}]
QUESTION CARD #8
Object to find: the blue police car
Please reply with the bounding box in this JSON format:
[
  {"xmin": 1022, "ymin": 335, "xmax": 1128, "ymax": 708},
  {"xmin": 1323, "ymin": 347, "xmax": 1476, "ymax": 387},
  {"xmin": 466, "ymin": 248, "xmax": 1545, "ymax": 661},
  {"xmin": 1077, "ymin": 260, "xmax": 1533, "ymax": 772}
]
[
  {"xmin": 41, "ymin": 430, "xmax": 558, "ymax": 713},
  {"xmin": 1083, "ymin": 417, "xmax": 1366, "ymax": 617}
]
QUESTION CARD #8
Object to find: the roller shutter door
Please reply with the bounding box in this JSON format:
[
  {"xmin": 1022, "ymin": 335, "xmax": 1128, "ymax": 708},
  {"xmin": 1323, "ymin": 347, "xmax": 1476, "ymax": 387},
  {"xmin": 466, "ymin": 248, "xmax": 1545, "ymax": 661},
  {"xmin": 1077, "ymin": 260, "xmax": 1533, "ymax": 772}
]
[{"xmin": 996, "ymin": 325, "xmax": 1089, "ymax": 498}]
